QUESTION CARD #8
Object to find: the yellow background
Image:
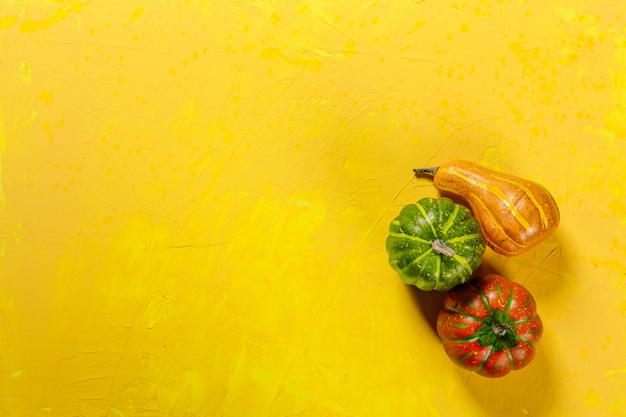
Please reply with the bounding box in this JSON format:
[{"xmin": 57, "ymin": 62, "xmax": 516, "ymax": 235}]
[{"xmin": 1, "ymin": 0, "xmax": 625, "ymax": 416}]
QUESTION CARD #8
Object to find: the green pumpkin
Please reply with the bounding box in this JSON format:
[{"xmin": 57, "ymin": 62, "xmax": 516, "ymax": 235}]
[{"xmin": 386, "ymin": 197, "xmax": 486, "ymax": 291}]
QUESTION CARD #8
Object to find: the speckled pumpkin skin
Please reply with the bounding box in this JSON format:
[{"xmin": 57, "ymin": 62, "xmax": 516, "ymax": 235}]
[
  {"xmin": 436, "ymin": 274, "xmax": 543, "ymax": 378},
  {"xmin": 386, "ymin": 197, "xmax": 486, "ymax": 291}
]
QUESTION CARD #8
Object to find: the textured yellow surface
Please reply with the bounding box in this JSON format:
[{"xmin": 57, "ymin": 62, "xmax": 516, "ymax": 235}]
[{"xmin": 1, "ymin": 0, "xmax": 626, "ymax": 416}]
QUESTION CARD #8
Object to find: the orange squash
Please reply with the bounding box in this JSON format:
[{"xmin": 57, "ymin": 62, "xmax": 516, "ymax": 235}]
[{"xmin": 414, "ymin": 161, "xmax": 560, "ymax": 256}]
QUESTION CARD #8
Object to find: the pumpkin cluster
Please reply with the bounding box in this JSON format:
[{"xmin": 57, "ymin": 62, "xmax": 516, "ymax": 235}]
[{"xmin": 385, "ymin": 160, "xmax": 560, "ymax": 378}]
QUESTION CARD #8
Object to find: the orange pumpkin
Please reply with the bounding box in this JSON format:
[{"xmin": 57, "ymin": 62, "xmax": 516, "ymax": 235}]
[{"xmin": 414, "ymin": 161, "xmax": 560, "ymax": 256}]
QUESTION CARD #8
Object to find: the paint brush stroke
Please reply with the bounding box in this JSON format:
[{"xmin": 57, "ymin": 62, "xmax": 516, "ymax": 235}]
[
  {"xmin": 0, "ymin": 112, "xmax": 5, "ymax": 204},
  {"xmin": 20, "ymin": 2, "xmax": 85, "ymax": 33}
]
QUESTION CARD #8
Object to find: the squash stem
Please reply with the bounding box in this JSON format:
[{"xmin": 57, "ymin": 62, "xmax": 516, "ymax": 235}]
[
  {"xmin": 413, "ymin": 166, "xmax": 439, "ymax": 177},
  {"xmin": 432, "ymin": 239, "xmax": 455, "ymax": 257},
  {"xmin": 491, "ymin": 323, "xmax": 514, "ymax": 337}
]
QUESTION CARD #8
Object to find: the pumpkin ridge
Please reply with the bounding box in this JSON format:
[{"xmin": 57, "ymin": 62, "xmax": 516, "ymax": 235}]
[
  {"xmin": 415, "ymin": 201, "xmax": 439, "ymax": 237},
  {"xmin": 403, "ymin": 247, "xmax": 434, "ymax": 270},
  {"xmin": 441, "ymin": 203, "xmax": 460, "ymax": 234},
  {"xmin": 457, "ymin": 351, "xmax": 474, "ymax": 363},
  {"xmin": 474, "ymin": 283, "xmax": 494, "ymax": 315},
  {"xmin": 515, "ymin": 336, "xmax": 535, "ymax": 347},
  {"xmin": 451, "ymin": 253, "xmax": 472, "ymax": 274},
  {"xmin": 434, "ymin": 255, "xmax": 442, "ymax": 289},
  {"xmin": 446, "ymin": 233, "xmax": 482, "ymax": 244},
  {"xmin": 387, "ymin": 232, "xmax": 431, "ymax": 245},
  {"xmin": 470, "ymin": 196, "xmax": 526, "ymax": 249},
  {"xmin": 445, "ymin": 308, "xmax": 486, "ymax": 324},
  {"xmin": 489, "ymin": 173, "xmax": 551, "ymax": 229},
  {"xmin": 503, "ymin": 281, "xmax": 515, "ymax": 316},
  {"xmin": 505, "ymin": 347, "xmax": 514, "ymax": 371},
  {"xmin": 476, "ymin": 346, "xmax": 493, "ymax": 373},
  {"xmin": 447, "ymin": 334, "xmax": 480, "ymax": 343},
  {"xmin": 444, "ymin": 169, "xmax": 532, "ymax": 231}
]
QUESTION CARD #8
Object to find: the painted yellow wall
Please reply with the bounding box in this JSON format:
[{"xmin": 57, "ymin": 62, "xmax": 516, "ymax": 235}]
[{"xmin": 1, "ymin": 0, "xmax": 625, "ymax": 416}]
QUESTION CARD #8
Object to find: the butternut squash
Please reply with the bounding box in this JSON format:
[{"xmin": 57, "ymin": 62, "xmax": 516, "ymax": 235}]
[{"xmin": 414, "ymin": 161, "xmax": 560, "ymax": 256}]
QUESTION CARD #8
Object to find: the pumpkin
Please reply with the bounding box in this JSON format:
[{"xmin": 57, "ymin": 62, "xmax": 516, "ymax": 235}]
[
  {"xmin": 436, "ymin": 274, "xmax": 543, "ymax": 377},
  {"xmin": 386, "ymin": 197, "xmax": 486, "ymax": 291},
  {"xmin": 414, "ymin": 160, "xmax": 560, "ymax": 256}
]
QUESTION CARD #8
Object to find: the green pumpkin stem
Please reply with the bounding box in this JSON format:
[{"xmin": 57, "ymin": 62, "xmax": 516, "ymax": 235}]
[
  {"xmin": 476, "ymin": 310, "xmax": 519, "ymax": 351},
  {"xmin": 432, "ymin": 239, "xmax": 455, "ymax": 256},
  {"xmin": 413, "ymin": 167, "xmax": 439, "ymax": 177},
  {"xmin": 491, "ymin": 322, "xmax": 514, "ymax": 337}
]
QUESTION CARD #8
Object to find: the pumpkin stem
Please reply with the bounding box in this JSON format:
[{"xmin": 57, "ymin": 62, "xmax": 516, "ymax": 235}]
[
  {"xmin": 413, "ymin": 166, "xmax": 439, "ymax": 177},
  {"xmin": 491, "ymin": 323, "xmax": 514, "ymax": 337},
  {"xmin": 432, "ymin": 239, "xmax": 455, "ymax": 257},
  {"xmin": 476, "ymin": 317, "xmax": 518, "ymax": 351}
]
